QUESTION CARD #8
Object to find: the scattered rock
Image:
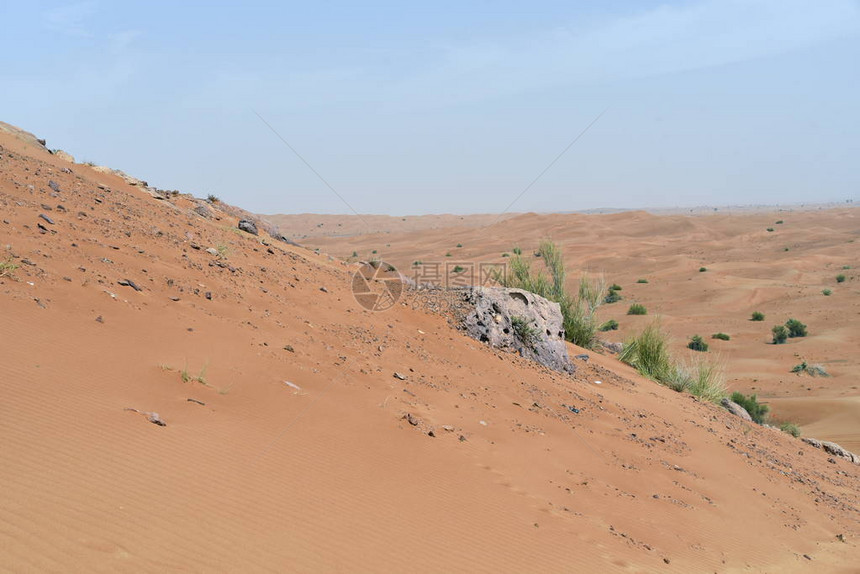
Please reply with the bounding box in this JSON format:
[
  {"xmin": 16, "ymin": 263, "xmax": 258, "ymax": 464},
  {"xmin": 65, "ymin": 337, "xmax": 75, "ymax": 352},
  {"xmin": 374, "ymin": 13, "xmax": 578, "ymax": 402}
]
[
  {"xmin": 206, "ymin": 247, "xmax": 219, "ymax": 256},
  {"xmin": 405, "ymin": 413, "xmax": 419, "ymax": 426},
  {"xmin": 283, "ymin": 345, "xmax": 295, "ymax": 352},
  {"xmin": 117, "ymin": 279, "xmax": 143, "ymax": 292},
  {"xmin": 48, "ymin": 180, "xmax": 61, "ymax": 193},
  {"xmin": 720, "ymin": 398, "xmax": 753, "ymax": 422},
  {"xmin": 319, "ymin": 286, "xmax": 328, "ymax": 293},
  {"xmin": 95, "ymin": 315, "xmax": 104, "ymax": 323},
  {"xmin": 237, "ymin": 219, "xmax": 258, "ymax": 235},
  {"xmin": 393, "ymin": 372, "xmax": 407, "ymax": 380},
  {"xmin": 459, "ymin": 287, "xmax": 574, "ymax": 374},
  {"xmin": 52, "ymin": 150, "xmax": 75, "ymax": 163},
  {"xmin": 187, "ymin": 398, "xmax": 206, "ymax": 406},
  {"xmin": 602, "ymin": 341, "xmax": 624, "ymax": 354},
  {"xmin": 574, "ymin": 353, "xmax": 589, "ymax": 362},
  {"xmin": 38, "ymin": 213, "xmax": 54, "ymax": 225},
  {"xmin": 193, "ymin": 204, "xmax": 213, "ymax": 219}
]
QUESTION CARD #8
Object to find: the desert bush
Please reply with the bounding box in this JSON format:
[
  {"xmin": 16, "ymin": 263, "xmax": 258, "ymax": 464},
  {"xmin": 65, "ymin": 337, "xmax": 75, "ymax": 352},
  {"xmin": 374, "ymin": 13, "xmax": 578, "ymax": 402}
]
[
  {"xmin": 619, "ymin": 323, "xmax": 673, "ymax": 382},
  {"xmin": 456, "ymin": 243, "xmax": 463, "ymax": 248},
  {"xmin": 766, "ymin": 227, "xmax": 774, "ymax": 232},
  {"xmin": 785, "ymin": 318, "xmax": 807, "ymax": 338},
  {"xmin": 731, "ymin": 392, "xmax": 769, "ymax": 424},
  {"xmin": 682, "ymin": 357, "xmax": 726, "ymax": 402},
  {"xmin": 604, "ymin": 289, "xmax": 622, "ymax": 304},
  {"xmin": 699, "ymin": 267, "xmax": 707, "ymax": 272},
  {"xmin": 627, "ymin": 303, "xmax": 647, "ymax": 315},
  {"xmin": 501, "ymin": 240, "xmax": 605, "ymax": 349},
  {"xmin": 712, "ymin": 332, "xmax": 730, "ymax": 341},
  {"xmin": 772, "ymin": 325, "xmax": 788, "ymax": 344},
  {"xmin": 207, "ymin": 194, "xmax": 220, "ymax": 203},
  {"xmin": 822, "ymin": 289, "xmax": 832, "ymax": 296},
  {"xmin": 598, "ymin": 319, "xmax": 619, "ymax": 331},
  {"xmin": 779, "ymin": 422, "xmax": 801, "ymax": 437},
  {"xmin": 790, "ymin": 361, "xmax": 829, "ymax": 377},
  {"xmin": 775, "ymin": 220, "xmax": 784, "ymax": 224},
  {"xmin": 836, "ymin": 274, "xmax": 846, "ymax": 283},
  {"xmin": 452, "ymin": 265, "xmax": 465, "ymax": 273},
  {"xmin": 751, "ymin": 311, "xmax": 765, "ymax": 321},
  {"xmin": 687, "ymin": 335, "xmax": 709, "ymax": 352},
  {"xmin": 501, "ymin": 253, "xmax": 510, "ymax": 257},
  {"xmin": 609, "ymin": 283, "xmax": 622, "ymax": 291},
  {"xmin": 637, "ymin": 278, "xmax": 648, "ymax": 284}
]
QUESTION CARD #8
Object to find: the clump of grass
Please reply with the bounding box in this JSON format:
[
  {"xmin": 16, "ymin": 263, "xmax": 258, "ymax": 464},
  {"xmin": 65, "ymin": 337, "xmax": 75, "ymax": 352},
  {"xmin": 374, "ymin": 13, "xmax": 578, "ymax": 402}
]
[
  {"xmin": 785, "ymin": 318, "xmax": 807, "ymax": 338},
  {"xmin": 609, "ymin": 283, "xmax": 622, "ymax": 291},
  {"xmin": 452, "ymin": 265, "xmax": 465, "ymax": 273},
  {"xmin": 836, "ymin": 274, "xmax": 846, "ymax": 283},
  {"xmin": 215, "ymin": 242, "xmax": 229, "ymax": 258},
  {"xmin": 779, "ymin": 421, "xmax": 801, "ymax": 437},
  {"xmin": 598, "ymin": 319, "xmax": 619, "ymax": 331},
  {"xmin": 351, "ymin": 250, "xmax": 358, "ymax": 258},
  {"xmin": 0, "ymin": 259, "xmax": 19, "ymax": 278},
  {"xmin": 501, "ymin": 253, "xmax": 510, "ymax": 257},
  {"xmin": 620, "ymin": 323, "xmax": 725, "ymax": 402},
  {"xmin": 413, "ymin": 260, "xmax": 422, "ymax": 266},
  {"xmin": 456, "ymin": 243, "xmax": 463, "ymax": 248},
  {"xmin": 637, "ymin": 278, "xmax": 649, "ymax": 284},
  {"xmin": 775, "ymin": 220, "xmax": 784, "ymax": 224},
  {"xmin": 772, "ymin": 325, "xmax": 788, "ymax": 344},
  {"xmin": 751, "ymin": 311, "xmax": 765, "ymax": 321},
  {"xmin": 822, "ymin": 289, "xmax": 832, "ymax": 296},
  {"xmin": 445, "ymin": 252, "xmax": 452, "ymax": 257},
  {"xmin": 627, "ymin": 303, "xmax": 647, "ymax": 315},
  {"xmin": 511, "ymin": 315, "xmax": 540, "ymax": 349},
  {"xmin": 500, "ymin": 240, "xmax": 605, "ymax": 348},
  {"xmin": 712, "ymin": 332, "xmax": 730, "ymax": 341},
  {"xmin": 604, "ymin": 288, "xmax": 622, "ymax": 304},
  {"xmin": 791, "ymin": 361, "xmax": 829, "ymax": 377},
  {"xmin": 731, "ymin": 392, "xmax": 769, "ymax": 424},
  {"xmin": 687, "ymin": 335, "xmax": 709, "ymax": 352},
  {"xmin": 371, "ymin": 249, "xmax": 378, "ymax": 254},
  {"xmin": 699, "ymin": 267, "xmax": 707, "ymax": 272},
  {"xmin": 766, "ymin": 227, "xmax": 774, "ymax": 232},
  {"xmin": 842, "ymin": 265, "xmax": 851, "ymax": 270}
]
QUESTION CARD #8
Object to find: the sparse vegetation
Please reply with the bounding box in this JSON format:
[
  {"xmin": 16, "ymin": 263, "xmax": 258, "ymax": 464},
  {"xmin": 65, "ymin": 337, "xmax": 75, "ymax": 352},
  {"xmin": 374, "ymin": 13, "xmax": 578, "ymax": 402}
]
[
  {"xmin": 637, "ymin": 278, "xmax": 648, "ymax": 284},
  {"xmin": 0, "ymin": 259, "xmax": 19, "ymax": 278},
  {"xmin": 699, "ymin": 267, "xmax": 707, "ymax": 272},
  {"xmin": 207, "ymin": 194, "xmax": 220, "ymax": 203},
  {"xmin": 500, "ymin": 240, "xmax": 605, "ymax": 349},
  {"xmin": 609, "ymin": 283, "xmax": 622, "ymax": 291},
  {"xmin": 687, "ymin": 335, "xmax": 709, "ymax": 352},
  {"xmin": 772, "ymin": 325, "xmax": 788, "ymax": 344},
  {"xmin": 215, "ymin": 243, "xmax": 229, "ymax": 258},
  {"xmin": 627, "ymin": 303, "xmax": 647, "ymax": 315},
  {"xmin": 751, "ymin": 311, "xmax": 765, "ymax": 321},
  {"xmin": 766, "ymin": 227, "xmax": 774, "ymax": 232},
  {"xmin": 785, "ymin": 318, "xmax": 807, "ymax": 338},
  {"xmin": 413, "ymin": 260, "xmax": 422, "ymax": 266},
  {"xmin": 452, "ymin": 265, "xmax": 465, "ymax": 273},
  {"xmin": 836, "ymin": 274, "xmax": 846, "ymax": 283},
  {"xmin": 779, "ymin": 422, "xmax": 801, "ymax": 437},
  {"xmin": 372, "ymin": 249, "xmax": 378, "ymax": 254},
  {"xmin": 598, "ymin": 319, "xmax": 619, "ymax": 331},
  {"xmin": 730, "ymin": 392, "xmax": 769, "ymax": 424},
  {"xmin": 620, "ymin": 323, "xmax": 725, "ymax": 402},
  {"xmin": 775, "ymin": 220, "xmax": 784, "ymax": 224},
  {"xmin": 445, "ymin": 252, "xmax": 452, "ymax": 257},
  {"xmin": 511, "ymin": 315, "xmax": 540, "ymax": 349},
  {"xmin": 604, "ymin": 288, "xmax": 622, "ymax": 304},
  {"xmin": 711, "ymin": 332, "xmax": 730, "ymax": 341},
  {"xmin": 842, "ymin": 265, "xmax": 851, "ymax": 270},
  {"xmin": 822, "ymin": 289, "xmax": 832, "ymax": 296},
  {"xmin": 791, "ymin": 361, "xmax": 829, "ymax": 377},
  {"xmin": 501, "ymin": 253, "xmax": 510, "ymax": 257},
  {"xmin": 456, "ymin": 243, "xmax": 462, "ymax": 248}
]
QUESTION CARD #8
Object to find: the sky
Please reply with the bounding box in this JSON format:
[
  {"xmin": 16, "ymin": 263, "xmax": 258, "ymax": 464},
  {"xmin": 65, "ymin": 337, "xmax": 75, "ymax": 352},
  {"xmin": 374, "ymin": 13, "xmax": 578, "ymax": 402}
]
[{"xmin": 1, "ymin": 1, "xmax": 858, "ymax": 215}]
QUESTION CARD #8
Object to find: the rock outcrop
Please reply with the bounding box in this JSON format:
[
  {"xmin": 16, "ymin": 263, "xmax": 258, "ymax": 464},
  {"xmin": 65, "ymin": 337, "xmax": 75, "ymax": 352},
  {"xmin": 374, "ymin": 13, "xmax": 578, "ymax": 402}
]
[
  {"xmin": 802, "ymin": 438, "xmax": 860, "ymax": 465},
  {"xmin": 460, "ymin": 287, "xmax": 574, "ymax": 374},
  {"xmin": 720, "ymin": 398, "xmax": 753, "ymax": 422}
]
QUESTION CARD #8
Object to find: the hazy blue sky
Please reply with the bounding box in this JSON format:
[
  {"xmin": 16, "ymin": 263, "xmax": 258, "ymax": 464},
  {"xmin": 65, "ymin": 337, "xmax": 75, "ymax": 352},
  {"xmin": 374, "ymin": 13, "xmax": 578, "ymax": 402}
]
[{"xmin": 2, "ymin": 1, "xmax": 858, "ymax": 214}]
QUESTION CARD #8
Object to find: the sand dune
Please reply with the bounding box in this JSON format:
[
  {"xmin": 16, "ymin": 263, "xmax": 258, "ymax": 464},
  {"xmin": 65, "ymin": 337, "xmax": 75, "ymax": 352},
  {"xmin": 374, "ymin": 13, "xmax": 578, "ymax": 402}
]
[{"xmin": 1, "ymin": 126, "xmax": 858, "ymax": 572}]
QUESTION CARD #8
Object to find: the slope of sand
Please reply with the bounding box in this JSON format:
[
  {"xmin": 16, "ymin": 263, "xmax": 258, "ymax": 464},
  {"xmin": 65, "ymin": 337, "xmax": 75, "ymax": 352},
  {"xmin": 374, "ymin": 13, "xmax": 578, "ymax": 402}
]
[
  {"xmin": 1, "ymin": 126, "xmax": 858, "ymax": 572},
  {"xmin": 301, "ymin": 208, "xmax": 860, "ymax": 453}
]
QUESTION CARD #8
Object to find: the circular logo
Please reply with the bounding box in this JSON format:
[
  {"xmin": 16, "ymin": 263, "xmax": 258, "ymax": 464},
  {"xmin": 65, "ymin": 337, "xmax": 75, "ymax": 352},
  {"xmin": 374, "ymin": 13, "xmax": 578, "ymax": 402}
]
[{"xmin": 351, "ymin": 261, "xmax": 404, "ymax": 311}]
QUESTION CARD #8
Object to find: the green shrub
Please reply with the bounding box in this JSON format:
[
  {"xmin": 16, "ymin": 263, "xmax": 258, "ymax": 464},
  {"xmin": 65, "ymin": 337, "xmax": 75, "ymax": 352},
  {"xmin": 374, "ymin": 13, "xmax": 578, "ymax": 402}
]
[
  {"xmin": 712, "ymin": 332, "xmax": 730, "ymax": 341},
  {"xmin": 619, "ymin": 323, "xmax": 673, "ymax": 382},
  {"xmin": 511, "ymin": 316, "xmax": 540, "ymax": 349},
  {"xmin": 842, "ymin": 265, "xmax": 851, "ymax": 270},
  {"xmin": 609, "ymin": 283, "xmax": 622, "ymax": 291},
  {"xmin": 0, "ymin": 259, "xmax": 19, "ymax": 278},
  {"xmin": 785, "ymin": 318, "xmax": 807, "ymax": 338},
  {"xmin": 351, "ymin": 251, "xmax": 358, "ymax": 258},
  {"xmin": 687, "ymin": 335, "xmax": 709, "ymax": 352},
  {"xmin": 699, "ymin": 267, "xmax": 707, "ymax": 272},
  {"xmin": 730, "ymin": 392, "xmax": 769, "ymax": 424},
  {"xmin": 445, "ymin": 252, "xmax": 452, "ymax": 257},
  {"xmin": 604, "ymin": 289, "xmax": 623, "ymax": 304},
  {"xmin": 627, "ymin": 303, "xmax": 647, "ymax": 315},
  {"xmin": 751, "ymin": 311, "xmax": 765, "ymax": 321},
  {"xmin": 822, "ymin": 289, "xmax": 832, "ymax": 296},
  {"xmin": 791, "ymin": 362, "xmax": 829, "ymax": 377},
  {"xmin": 637, "ymin": 278, "xmax": 649, "ymax": 284},
  {"xmin": 836, "ymin": 274, "xmax": 846, "ymax": 283},
  {"xmin": 456, "ymin": 243, "xmax": 463, "ymax": 248},
  {"xmin": 772, "ymin": 325, "xmax": 788, "ymax": 344},
  {"xmin": 766, "ymin": 227, "xmax": 774, "ymax": 232},
  {"xmin": 598, "ymin": 319, "xmax": 619, "ymax": 331},
  {"xmin": 452, "ymin": 265, "xmax": 465, "ymax": 273},
  {"xmin": 500, "ymin": 240, "xmax": 605, "ymax": 349},
  {"xmin": 779, "ymin": 422, "xmax": 801, "ymax": 437},
  {"xmin": 372, "ymin": 249, "xmax": 377, "ymax": 254},
  {"xmin": 501, "ymin": 253, "xmax": 510, "ymax": 257},
  {"xmin": 775, "ymin": 220, "xmax": 784, "ymax": 224}
]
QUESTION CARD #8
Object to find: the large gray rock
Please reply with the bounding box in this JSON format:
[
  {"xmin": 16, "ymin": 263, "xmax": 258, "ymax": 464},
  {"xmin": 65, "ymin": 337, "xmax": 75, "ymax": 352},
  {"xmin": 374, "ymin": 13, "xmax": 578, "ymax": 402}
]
[
  {"xmin": 802, "ymin": 438, "xmax": 860, "ymax": 464},
  {"xmin": 238, "ymin": 219, "xmax": 258, "ymax": 235},
  {"xmin": 460, "ymin": 287, "xmax": 574, "ymax": 374},
  {"xmin": 721, "ymin": 398, "xmax": 753, "ymax": 422}
]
